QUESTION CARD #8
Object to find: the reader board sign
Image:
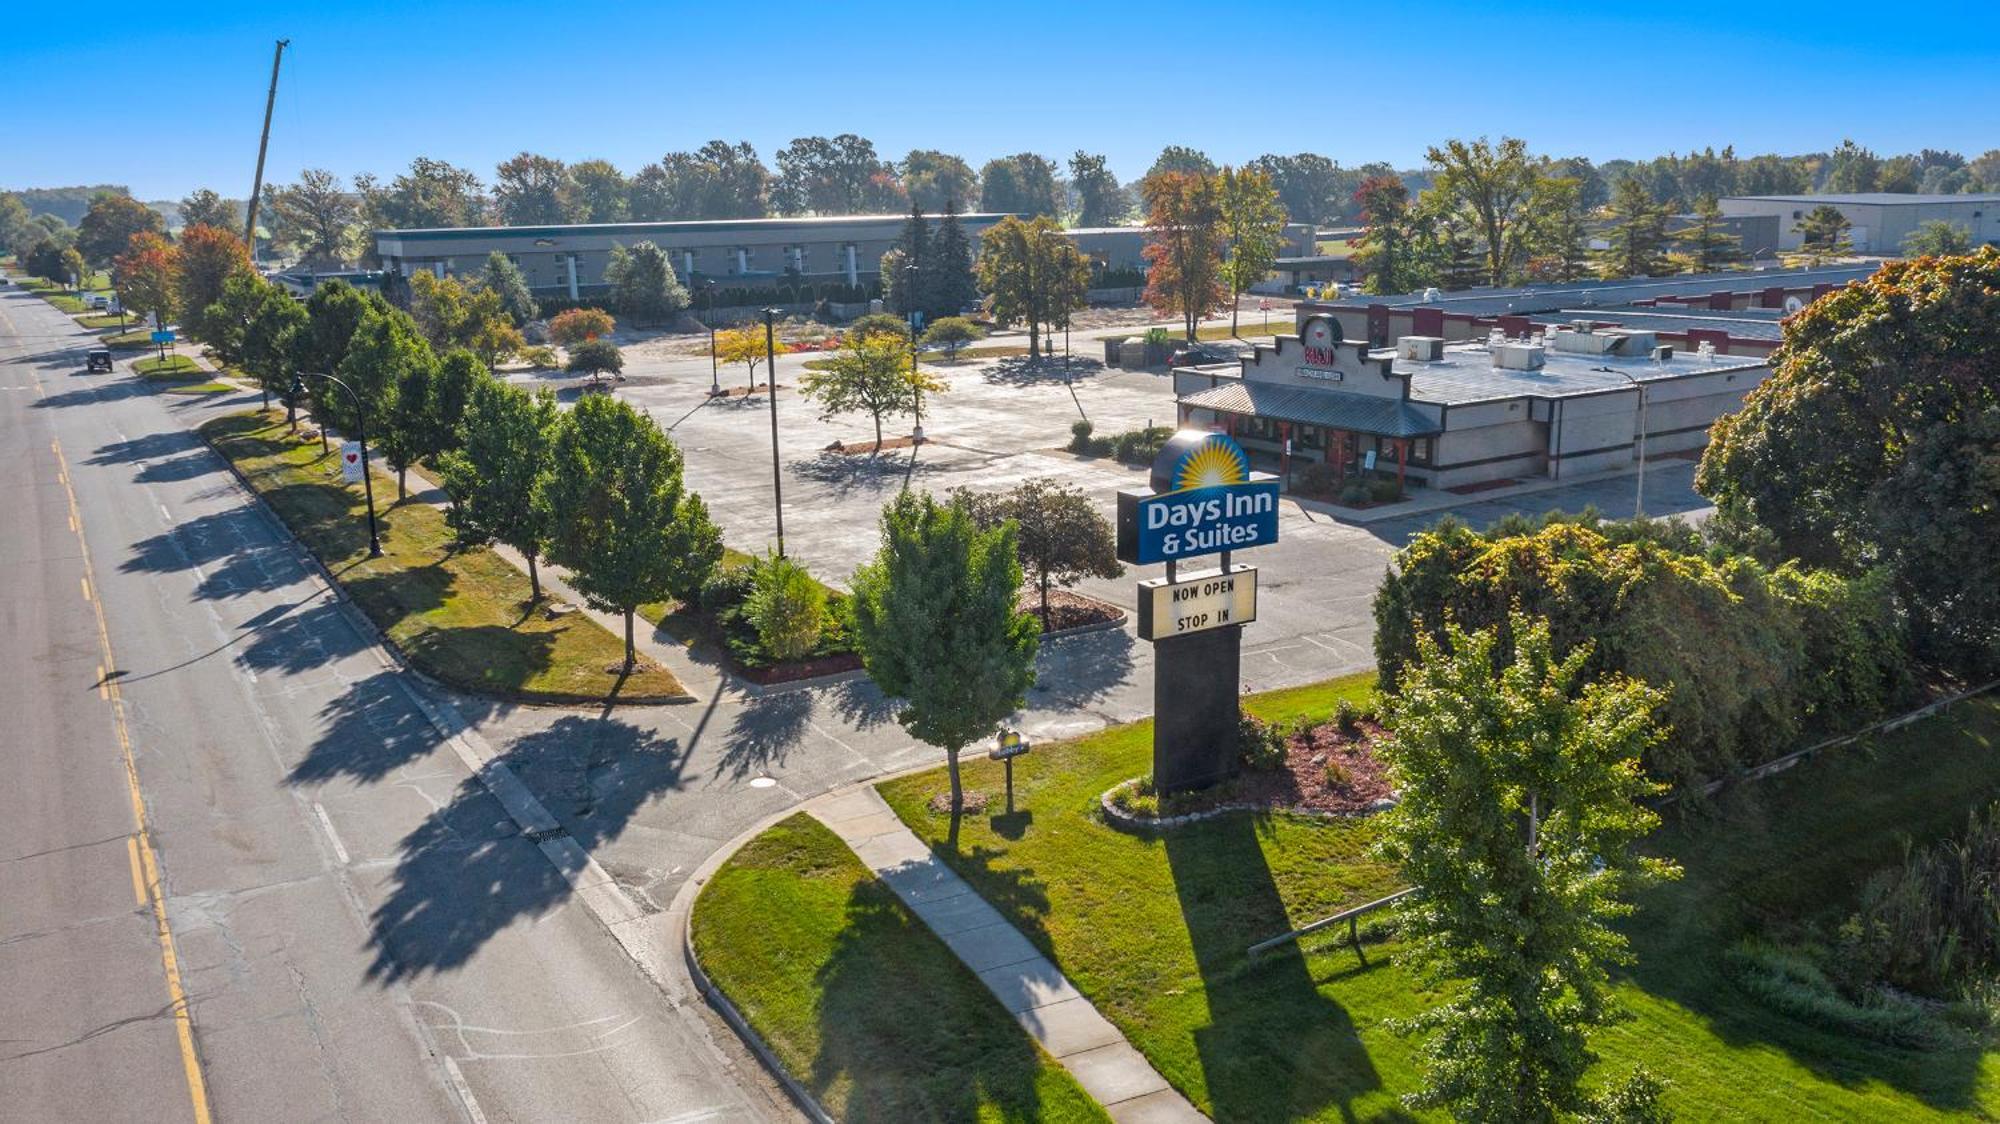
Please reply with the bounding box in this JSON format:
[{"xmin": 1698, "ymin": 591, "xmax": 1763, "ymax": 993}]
[
  {"xmin": 1137, "ymin": 565, "xmax": 1257, "ymax": 640},
  {"xmin": 1116, "ymin": 430, "xmax": 1280, "ymax": 565}
]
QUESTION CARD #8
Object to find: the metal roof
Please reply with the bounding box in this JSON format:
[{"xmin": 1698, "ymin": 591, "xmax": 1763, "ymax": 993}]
[
  {"xmin": 1565, "ymin": 308, "xmax": 1785, "ymax": 342},
  {"xmin": 1398, "ymin": 345, "xmax": 1764, "ymax": 406},
  {"xmin": 1723, "ymin": 193, "xmax": 2000, "ymax": 206},
  {"xmin": 1304, "ymin": 264, "xmax": 1877, "ymax": 317},
  {"xmin": 376, "ymin": 213, "xmax": 1014, "ymax": 240},
  {"xmin": 1181, "ymin": 382, "xmax": 1441, "ymax": 437}
]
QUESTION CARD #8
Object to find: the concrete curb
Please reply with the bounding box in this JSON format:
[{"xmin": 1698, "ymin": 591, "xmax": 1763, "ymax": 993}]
[{"xmin": 1097, "ymin": 776, "xmax": 1394, "ymax": 832}]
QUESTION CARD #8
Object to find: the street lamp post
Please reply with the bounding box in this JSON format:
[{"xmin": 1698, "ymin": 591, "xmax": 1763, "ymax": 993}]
[
  {"xmin": 1606, "ymin": 370, "xmax": 1649, "ymax": 518},
  {"xmin": 762, "ymin": 308, "xmax": 786, "ymax": 558},
  {"xmin": 704, "ymin": 280, "xmax": 721, "ymax": 396},
  {"xmin": 904, "ymin": 263, "xmax": 925, "ymax": 444},
  {"xmin": 291, "ymin": 371, "xmax": 383, "ymax": 557}
]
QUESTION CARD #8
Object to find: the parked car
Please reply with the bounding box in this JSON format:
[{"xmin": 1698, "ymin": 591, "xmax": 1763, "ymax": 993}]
[
  {"xmin": 88, "ymin": 295, "xmax": 109, "ymax": 310},
  {"xmin": 1169, "ymin": 342, "xmax": 1240, "ymax": 367},
  {"xmin": 86, "ymin": 349, "xmax": 113, "ymax": 372}
]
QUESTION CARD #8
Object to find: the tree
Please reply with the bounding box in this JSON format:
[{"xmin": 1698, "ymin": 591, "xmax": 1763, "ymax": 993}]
[
  {"xmin": 1902, "ymin": 220, "xmax": 1974, "ymax": 257},
  {"xmin": 1670, "ymin": 195, "xmax": 1744, "ymax": 272},
  {"xmin": 337, "ymin": 309, "xmax": 436, "ymax": 498},
  {"xmin": 77, "ymin": 192, "xmax": 165, "ymax": 267},
  {"xmin": 744, "ymin": 552, "xmax": 828, "ymax": 663},
  {"xmin": 888, "ymin": 203, "xmax": 931, "ymax": 318},
  {"xmin": 1068, "ymin": 152, "xmax": 1127, "ymax": 227},
  {"xmin": 630, "ymin": 140, "xmax": 772, "ymax": 220},
  {"xmin": 0, "ymin": 193, "xmax": 36, "ymax": 256},
  {"xmin": 493, "ymin": 152, "xmax": 577, "ymax": 225},
  {"xmin": 565, "ymin": 338, "xmax": 624, "ymax": 382},
  {"xmin": 956, "ymin": 478, "xmax": 1123, "ymax": 627},
  {"xmin": 775, "ymin": 134, "xmax": 896, "ymax": 215},
  {"xmin": 241, "ymin": 277, "xmax": 308, "ymax": 410},
  {"xmin": 849, "ymin": 490, "xmax": 1040, "ymax": 816},
  {"xmin": 479, "ymin": 250, "xmax": 538, "ymax": 325},
  {"xmin": 408, "ymin": 269, "xmax": 516, "ymax": 364},
  {"xmin": 800, "ymin": 333, "xmax": 945, "ymax": 449},
  {"xmin": 548, "ymin": 306, "xmax": 615, "ymax": 347},
  {"xmin": 602, "ymin": 240, "xmax": 688, "ymax": 322},
  {"xmin": 293, "ymin": 279, "xmax": 386, "ymax": 379},
  {"xmin": 24, "ymin": 239, "xmax": 68, "ymax": 285},
  {"xmin": 264, "ymin": 169, "xmax": 359, "ymax": 264},
  {"xmin": 901, "ymin": 150, "xmax": 978, "ymax": 213},
  {"xmin": 175, "ymin": 224, "xmax": 254, "ymax": 342},
  {"xmin": 927, "ymin": 201, "xmax": 978, "ymax": 319},
  {"xmin": 1353, "ymin": 175, "xmax": 1424, "ymax": 295},
  {"xmin": 1523, "ymin": 176, "xmax": 1591, "ymax": 282},
  {"xmin": 1378, "ymin": 614, "xmax": 1674, "ymax": 1123},
  {"xmin": 177, "ymin": 189, "xmax": 239, "ymax": 232},
  {"xmin": 921, "ymin": 316, "xmax": 983, "ymax": 360},
  {"xmin": 1737, "ymin": 153, "xmax": 1812, "ymax": 195},
  {"xmin": 113, "ymin": 231, "xmax": 179, "ymax": 328},
  {"xmin": 1791, "ymin": 204, "xmax": 1854, "ymax": 266},
  {"xmin": 59, "ymin": 247, "xmax": 88, "ymax": 292},
  {"xmin": 358, "ymin": 157, "xmax": 486, "ymax": 229},
  {"xmin": 1247, "ymin": 153, "xmax": 1352, "ymax": 226},
  {"xmin": 845, "ymin": 312, "xmax": 910, "ymax": 342},
  {"xmin": 1823, "ymin": 138, "xmax": 1882, "ymax": 194},
  {"xmin": 978, "ymin": 215, "xmax": 1089, "ymax": 357},
  {"xmin": 441, "ymin": 380, "xmax": 561, "ymax": 600},
  {"xmin": 1596, "ymin": 178, "xmax": 1671, "ymax": 279},
  {"xmin": 1698, "ymin": 250, "xmax": 2000, "ymax": 668},
  {"xmin": 1143, "ymin": 145, "xmax": 1217, "ymax": 192},
  {"xmin": 201, "ymin": 272, "xmax": 272, "ymax": 375},
  {"xmin": 1142, "ymin": 172, "xmax": 1227, "ymax": 341},
  {"xmin": 1424, "ymin": 137, "xmax": 1541, "ymax": 286},
  {"xmin": 978, "ymin": 153, "xmax": 1061, "ymax": 217},
  {"xmin": 570, "ymin": 159, "xmax": 629, "ymax": 223},
  {"xmin": 1871, "ymin": 407, "xmax": 2000, "ymax": 671},
  {"xmin": 537, "ymin": 394, "xmax": 722, "ymax": 669},
  {"xmin": 715, "ymin": 326, "xmax": 785, "ymax": 393},
  {"xmin": 1217, "ymin": 166, "xmax": 1286, "ymax": 337}
]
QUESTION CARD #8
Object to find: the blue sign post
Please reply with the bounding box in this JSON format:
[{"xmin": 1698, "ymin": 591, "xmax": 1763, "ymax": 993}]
[{"xmin": 1115, "ymin": 431, "xmax": 1282, "ymax": 793}]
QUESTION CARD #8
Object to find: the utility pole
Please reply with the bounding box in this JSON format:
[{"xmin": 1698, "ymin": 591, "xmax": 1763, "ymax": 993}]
[{"xmin": 244, "ymin": 39, "xmax": 290, "ymax": 261}]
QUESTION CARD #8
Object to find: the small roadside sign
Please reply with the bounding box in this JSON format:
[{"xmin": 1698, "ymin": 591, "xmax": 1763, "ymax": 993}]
[
  {"xmin": 150, "ymin": 329, "xmax": 175, "ymax": 345},
  {"xmin": 990, "ymin": 729, "xmax": 1031, "ymax": 761},
  {"xmin": 340, "ymin": 442, "xmax": 363, "ymax": 484}
]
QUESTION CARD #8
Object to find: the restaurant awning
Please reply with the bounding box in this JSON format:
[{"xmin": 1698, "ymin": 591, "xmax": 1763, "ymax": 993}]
[{"xmin": 1180, "ymin": 381, "xmax": 1441, "ymax": 438}]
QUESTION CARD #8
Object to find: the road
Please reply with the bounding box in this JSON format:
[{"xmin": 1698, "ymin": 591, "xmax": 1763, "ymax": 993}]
[{"xmin": 0, "ymin": 288, "xmax": 789, "ymax": 1122}]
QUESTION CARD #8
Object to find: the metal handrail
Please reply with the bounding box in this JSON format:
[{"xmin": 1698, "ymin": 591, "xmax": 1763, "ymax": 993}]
[{"xmin": 1248, "ymin": 887, "xmax": 1415, "ymax": 958}]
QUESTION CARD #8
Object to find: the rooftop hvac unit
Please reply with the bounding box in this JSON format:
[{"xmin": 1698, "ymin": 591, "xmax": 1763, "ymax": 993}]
[
  {"xmin": 1398, "ymin": 335, "xmax": 1445, "ymax": 361},
  {"xmin": 1492, "ymin": 343, "xmax": 1546, "ymax": 370}
]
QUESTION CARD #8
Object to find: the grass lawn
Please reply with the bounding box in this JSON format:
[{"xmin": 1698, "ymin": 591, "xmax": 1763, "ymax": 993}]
[
  {"xmin": 1194, "ymin": 319, "xmax": 1295, "ymax": 342},
  {"xmin": 77, "ymin": 312, "xmax": 132, "ymax": 329},
  {"xmin": 162, "ymin": 380, "xmax": 236, "ymax": 395},
  {"xmin": 105, "ymin": 329, "xmax": 155, "ymax": 349},
  {"xmin": 876, "ymin": 673, "xmax": 2000, "ymax": 1122},
  {"xmin": 691, "ymin": 813, "xmax": 1108, "ymax": 1122},
  {"xmin": 135, "ymin": 354, "xmax": 203, "ymax": 378},
  {"xmin": 202, "ymin": 410, "xmax": 686, "ymax": 703},
  {"xmin": 40, "ymin": 290, "xmax": 89, "ymax": 313}
]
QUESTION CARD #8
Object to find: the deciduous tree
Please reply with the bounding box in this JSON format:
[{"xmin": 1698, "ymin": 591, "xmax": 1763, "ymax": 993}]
[
  {"xmin": 955, "ymin": 478, "xmax": 1123, "ymax": 627},
  {"xmin": 358, "ymin": 157, "xmax": 487, "ymax": 229},
  {"xmin": 570, "ymin": 159, "xmax": 629, "ymax": 223},
  {"xmin": 241, "ymin": 276, "xmax": 308, "ymax": 410},
  {"xmin": 775, "ymin": 134, "xmax": 897, "ymax": 215},
  {"xmin": 1142, "ymin": 172, "xmax": 1226, "ymax": 341},
  {"xmin": 849, "ymin": 491, "xmax": 1040, "ymax": 817},
  {"xmin": 1217, "ymin": 166, "xmax": 1286, "ymax": 337},
  {"xmin": 901, "ymin": 150, "xmax": 979, "ymax": 213},
  {"xmin": 537, "ymin": 395, "xmax": 722, "ymax": 669},
  {"xmin": 1378, "ymin": 614, "xmax": 1674, "ymax": 1123},
  {"xmin": 177, "ymin": 188, "xmax": 239, "ymax": 233},
  {"xmin": 1424, "ymin": 137, "xmax": 1541, "ymax": 286},
  {"xmin": 1353, "ymin": 174, "xmax": 1424, "ymax": 295},
  {"xmin": 564, "ymin": 338, "xmax": 624, "ymax": 382},
  {"xmin": 113, "ymin": 231, "xmax": 179, "ymax": 328},
  {"xmin": 174, "ymin": 224, "xmax": 254, "ymax": 342},
  {"xmin": 978, "ymin": 215, "xmax": 1089, "ymax": 357},
  {"xmin": 77, "ymin": 192, "xmax": 164, "ymax": 267},
  {"xmin": 441, "ymin": 380, "xmax": 561, "ymax": 600},
  {"xmin": 715, "ymin": 325, "xmax": 785, "ymax": 393},
  {"xmin": 264, "ymin": 169, "xmax": 359, "ymax": 264},
  {"xmin": 800, "ymin": 333, "xmax": 944, "ymax": 449},
  {"xmin": 744, "ymin": 552, "xmax": 827, "ymax": 664},
  {"xmin": 493, "ymin": 152, "xmax": 578, "ymax": 225},
  {"xmin": 920, "ymin": 316, "xmax": 983, "ymax": 360},
  {"xmin": 548, "ymin": 306, "xmax": 615, "ymax": 347},
  {"xmin": 978, "ymin": 153, "xmax": 1061, "ymax": 217},
  {"xmin": 1067, "ymin": 152, "xmax": 1127, "ymax": 227},
  {"xmin": 338, "ymin": 308, "xmax": 436, "ymax": 498}
]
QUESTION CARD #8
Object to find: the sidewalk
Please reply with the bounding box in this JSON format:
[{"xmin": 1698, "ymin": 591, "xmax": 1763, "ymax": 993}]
[{"xmin": 807, "ymin": 787, "xmax": 1207, "ymax": 1124}]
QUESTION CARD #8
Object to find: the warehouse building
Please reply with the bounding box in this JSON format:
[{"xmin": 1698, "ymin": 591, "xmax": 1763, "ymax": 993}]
[
  {"xmin": 372, "ymin": 213, "xmax": 1013, "ymax": 298},
  {"xmin": 1718, "ymin": 193, "xmax": 2000, "ymax": 254},
  {"xmin": 1173, "ymin": 313, "xmax": 1770, "ymax": 493}
]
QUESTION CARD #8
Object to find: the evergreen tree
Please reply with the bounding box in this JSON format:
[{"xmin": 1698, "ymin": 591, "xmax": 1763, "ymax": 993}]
[
  {"xmin": 480, "ymin": 250, "xmax": 539, "ymax": 326},
  {"xmin": 441, "ymin": 380, "xmax": 561, "ymax": 601},
  {"xmin": 849, "ymin": 491, "xmax": 1040, "ymax": 819},
  {"xmin": 602, "ymin": 240, "xmax": 688, "ymax": 322},
  {"xmin": 1597, "ymin": 177, "xmax": 1671, "ymax": 279},
  {"xmin": 1670, "ymin": 195, "xmax": 1744, "ymax": 272},
  {"xmin": 537, "ymin": 395, "xmax": 722, "ymax": 669},
  {"xmin": 1790, "ymin": 205, "xmax": 1854, "ymax": 266},
  {"xmin": 892, "ymin": 201, "xmax": 930, "ymax": 319},
  {"xmin": 927, "ymin": 201, "xmax": 977, "ymax": 321}
]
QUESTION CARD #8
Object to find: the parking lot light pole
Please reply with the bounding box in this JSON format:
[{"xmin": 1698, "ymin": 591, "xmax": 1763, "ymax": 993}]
[
  {"xmin": 704, "ymin": 281, "xmax": 721, "ymax": 396},
  {"xmin": 291, "ymin": 372, "xmax": 382, "ymax": 557},
  {"xmin": 904, "ymin": 263, "xmax": 925, "ymax": 444},
  {"xmin": 1607, "ymin": 369, "xmax": 1649, "ymax": 518},
  {"xmin": 762, "ymin": 308, "xmax": 786, "ymax": 558}
]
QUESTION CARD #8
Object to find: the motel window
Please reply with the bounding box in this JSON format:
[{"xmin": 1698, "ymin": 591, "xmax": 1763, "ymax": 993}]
[{"xmin": 1409, "ymin": 438, "xmax": 1433, "ymax": 466}]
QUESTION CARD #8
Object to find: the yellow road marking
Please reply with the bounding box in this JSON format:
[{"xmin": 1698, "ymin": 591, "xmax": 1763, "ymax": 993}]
[
  {"xmin": 127, "ymin": 836, "xmax": 147, "ymax": 906},
  {"xmin": 97, "ymin": 665, "xmax": 109, "ymax": 701},
  {"xmin": 47, "ymin": 432, "xmax": 213, "ymax": 1124}
]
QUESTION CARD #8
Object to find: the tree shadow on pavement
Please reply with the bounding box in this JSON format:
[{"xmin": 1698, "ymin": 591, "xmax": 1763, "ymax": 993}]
[
  {"xmin": 86, "ymin": 429, "xmax": 201, "ymax": 467},
  {"xmin": 715, "ymin": 689, "xmax": 816, "ymax": 782},
  {"xmin": 1026, "ymin": 624, "xmax": 1136, "ymax": 710},
  {"xmin": 827, "ymin": 678, "xmax": 898, "ymax": 732},
  {"xmin": 121, "ymin": 508, "xmax": 308, "ymax": 601},
  {"xmin": 981, "ymin": 354, "xmax": 1105, "ymax": 387},
  {"xmin": 364, "ymin": 713, "xmax": 690, "ymax": 982},
  {"xmin": 286, "ymin": 669, "xmax": 453, "ymax": 786}
]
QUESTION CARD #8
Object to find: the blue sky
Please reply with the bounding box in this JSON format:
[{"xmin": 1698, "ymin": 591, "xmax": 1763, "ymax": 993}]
[{"xmin": 6, "ymin": 0, "xmax": 1997, "ymax": 200}]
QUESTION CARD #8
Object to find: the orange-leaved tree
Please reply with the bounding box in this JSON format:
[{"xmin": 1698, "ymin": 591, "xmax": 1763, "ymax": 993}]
[{"xmin": 1142, "ymin": 171, "xmax": 1226, "ymax": 342}]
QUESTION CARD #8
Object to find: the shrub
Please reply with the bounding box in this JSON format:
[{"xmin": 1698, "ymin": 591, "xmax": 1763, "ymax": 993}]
[
  {"xmin": 1111, "ymin": 425, "xmax": 1174, "ymax": 466},
  {"xmin": 565, "ymin": 338, "xmax": 624, "ymax": 379},
  {"xmin": 1835, "ymin": 802, "xmax": 2000, "ymax": 998},
  {"xmin": 1237, "ymin": 714, "xmax": 1288, "ymax": 771},
  {"xmin": 1323, "ymin": 757, "xmax": 1352, "ymax": 788},
  {"xmin": 1725, "ymin": 941, "xmax": 1951, "ymax": 1048},
  {"xmin": 1142, "ymin": 327, "xmax": 1171, "ymax": 346},
  {"xmin": 1368, "ymin": 476, "xmax": 1403, "ymax": 502},
  {"xmin": 743, "ymin": 553, "xmax": 828, "ymax": 664},
  {"xmin": 1069, "ymin": 419, "xmax": 1094, "ymax": 452},
  {"xmin": 1334, "ymin": 699, "xmax": 1361, "ymax": 736},
  {"xmin": 1294, "ymin": 461, "xmax": 1337, "ymax": 496},
  {"xmin": 1339, "ymin": 481, "xmax": 1368, "ymax": 504},
  {"xmin": 548, "ymin": 306, "xmax": 615, "ymax": 346},
  {"xmin": 520, "ymin": 344, "xmax": 559, "ymax": 369}
]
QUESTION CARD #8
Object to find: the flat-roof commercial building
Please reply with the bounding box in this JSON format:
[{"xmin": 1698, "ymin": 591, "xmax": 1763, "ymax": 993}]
[
  {"xmin": 1173, "ymin": 314, "xmax": 1769, "ymax": 493},
  {"xmin": 1719, "ymin": 194, "xmax": 2000, "ymax": 254},
  {"xmin": 1296, "ymin": 263, "xmax": 1877, "ymax": 358},
  {"xmin": 373, "ymin": 213, "xmax": 1014, "ymax": 299}
]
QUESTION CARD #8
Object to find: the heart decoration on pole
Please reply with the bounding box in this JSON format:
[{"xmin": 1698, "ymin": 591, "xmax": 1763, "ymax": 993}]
[{"xmin": 340, "ymin": 441, "xmax": 363, "ymax": 484}]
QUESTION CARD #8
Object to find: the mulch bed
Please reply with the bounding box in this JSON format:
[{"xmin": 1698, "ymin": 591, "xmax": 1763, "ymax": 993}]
[
  {"xmin": 740, "ymin": 651, "xmax": 864, "ymax": 686},
  {"xmin": 825, "ymin": 436, "xmax": 920, "ymax": 455},
  {"xmin": 712, "ymin": 381, "xmax": 786, "ymax": 398},
  {"xmin": 1292, "ymin": 488, "xmax": 1403, "ymax": 510},
  {"xmin": 1171, "ymin": 721, "xmax": 1395, "ymax": 817},
  {"xmin": 1024, "ymin": 589, "xmax": 1125, "ymax": 634}
]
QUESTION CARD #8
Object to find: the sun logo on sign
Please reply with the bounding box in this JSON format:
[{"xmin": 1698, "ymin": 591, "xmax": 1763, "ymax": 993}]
[{"xmin": 1172, "ymin": 436, "xmax": 1249, "ymax": 492}]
